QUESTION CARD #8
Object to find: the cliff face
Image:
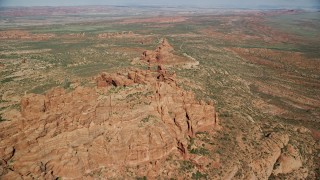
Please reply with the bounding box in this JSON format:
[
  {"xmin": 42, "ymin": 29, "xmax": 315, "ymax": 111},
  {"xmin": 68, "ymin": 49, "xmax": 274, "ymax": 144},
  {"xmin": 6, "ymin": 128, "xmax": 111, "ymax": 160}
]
[{"xmin": 0, "ymin": 67, "xmax": 220, "ymax": 179}]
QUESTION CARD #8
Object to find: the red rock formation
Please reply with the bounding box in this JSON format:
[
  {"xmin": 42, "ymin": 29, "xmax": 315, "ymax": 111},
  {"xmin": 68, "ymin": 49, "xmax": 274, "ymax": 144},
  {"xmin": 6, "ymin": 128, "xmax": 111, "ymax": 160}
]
[
  {"xmin": 273, "ymin": 144, "xmax": 302, "ymax": 175},
  {"xmin": 140, "ymin": 38, "xmax": 193, "ymax": 66},
  {"xmin": 141, "ymin": 38, "xmax": 173, "ymax": 63},
  {"xmin": 96, "ymin": 72, "xmax": 134, "ymax": 87},
  {"xmin": 0, "ymin": 67, "xmax": 219, "ymax": 179},
  {"xmin": 248, "ymin": 133, "xmax": 289, "ymax": 179}
]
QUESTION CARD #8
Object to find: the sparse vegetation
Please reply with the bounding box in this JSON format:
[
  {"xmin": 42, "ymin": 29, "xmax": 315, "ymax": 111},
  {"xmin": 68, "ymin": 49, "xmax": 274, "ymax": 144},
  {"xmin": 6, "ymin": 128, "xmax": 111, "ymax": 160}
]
[
  {"xmin": 29, "ymin": 81, "xmax": 60, "ymax": 94},
  {"xmin": 190, "ymin": 147, "xmax": 210, "ymax": 156},
  {"xmin": 62, "ymin": 78, "xmax": 72, "ymax": 89},
  {"xmin": 180, "ymin": 160, "xmax": 194, "ymax": 172},
  {"xmin": 0, "ymin": 114, "xmax": 6, "ymax": 122},
  {"xmin": 136, "ymin": 176, "xmax": 147, "ymax": 180},
  {"xmin": 192, "ymin": 171, "xmax": 208, "ymax": 180},
  {"xmin": 1, "ymin": 77, "xmax": 15, "ymax": 83},
  {"xmin": 141, "ymin": 115, "xmax": 157, "ymax": 123},
  {"xmin": 108, "ymin": 86, "xmax": 127, "ymax": 94}
]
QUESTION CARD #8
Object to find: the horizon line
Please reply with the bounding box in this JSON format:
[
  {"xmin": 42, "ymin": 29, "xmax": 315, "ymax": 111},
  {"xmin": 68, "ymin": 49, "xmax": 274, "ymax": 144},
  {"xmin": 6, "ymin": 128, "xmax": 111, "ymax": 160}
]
[{"xmin": 0, "ymin": 5, "xmax": 319, "ymax": 10}]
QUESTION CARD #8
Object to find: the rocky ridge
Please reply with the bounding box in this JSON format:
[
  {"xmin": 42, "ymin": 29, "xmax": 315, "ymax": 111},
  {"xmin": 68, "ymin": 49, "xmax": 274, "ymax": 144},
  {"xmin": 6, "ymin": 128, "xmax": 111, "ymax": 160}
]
[
  {"xmin": 0, "ymin": 66, "xmax": 220, "ymax": 179},
  {"xmin": 139, "ymin": 38, "xmax": 195, "ymax": 67}
]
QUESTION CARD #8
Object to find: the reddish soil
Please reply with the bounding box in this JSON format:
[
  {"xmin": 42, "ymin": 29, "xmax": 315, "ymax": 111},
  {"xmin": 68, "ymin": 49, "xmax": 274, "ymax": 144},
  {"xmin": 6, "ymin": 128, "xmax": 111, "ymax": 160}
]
[
  {"xmin": 227, "ymin": 47, "xmax": 284, "ymax": 68},
  {"xmin": 227, "ymin": 47, "xmax": 320, "ymax": 71},
  {"xmin": 199, "ymin": 16, "xmax": 296, "ymax": 44}
]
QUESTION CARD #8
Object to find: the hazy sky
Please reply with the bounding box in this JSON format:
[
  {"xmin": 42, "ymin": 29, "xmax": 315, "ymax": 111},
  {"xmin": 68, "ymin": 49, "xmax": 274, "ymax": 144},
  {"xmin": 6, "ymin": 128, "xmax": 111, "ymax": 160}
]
[{"xmin": 0, "ymin": 0, "xmax": 319, "ymax": 8}]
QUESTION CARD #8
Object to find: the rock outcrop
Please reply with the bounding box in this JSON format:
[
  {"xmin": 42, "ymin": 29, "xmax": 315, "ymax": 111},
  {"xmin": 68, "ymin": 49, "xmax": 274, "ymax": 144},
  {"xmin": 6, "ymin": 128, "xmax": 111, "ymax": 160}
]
[
  {"xmin": 140, "ymin": 38, "xmax": 192, "ymax": 66},
  {"xmin": 273, "ymin": 144, "xmax": 303, "ymax": 175},
  {"xmin": 141, "ymin": 38, "xmax": 173, "ymax": 63},
  {"xmin": 248, "ymin": 132, "xmax": 290, "ymax": 179},
  {"xmin": 0, "ymin": 67, "xmax": 219, "ymax": 179}
]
